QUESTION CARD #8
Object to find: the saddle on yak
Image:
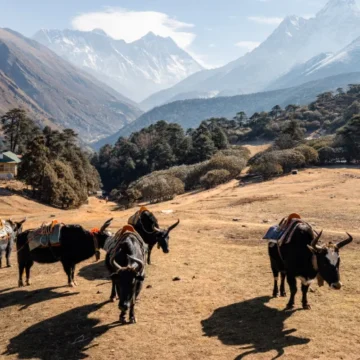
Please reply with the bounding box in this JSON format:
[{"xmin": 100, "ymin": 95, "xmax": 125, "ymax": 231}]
[
  {"xmin": 0, "ymin": 219, "xmax": 14, "ymax": 245},
  {"xmin": 105, "ymin": 224, "xmax": 147, "ymax": 262},
  {"xmin": 127, "ymin": 206, "xmax": 149, "ymax": 227},
  {"xmin": 28, "ymin": 220, "xmax": 63, "ymax": 251},
  {"xmin": 263, "ymin": 213, "xmax": 304, "ymax": 246}
]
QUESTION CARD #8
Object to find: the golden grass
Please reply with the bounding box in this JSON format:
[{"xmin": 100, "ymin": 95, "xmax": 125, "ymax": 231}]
[{"xmin": 0, "ymin": 165, "xmax": 360, "ymax": 359}]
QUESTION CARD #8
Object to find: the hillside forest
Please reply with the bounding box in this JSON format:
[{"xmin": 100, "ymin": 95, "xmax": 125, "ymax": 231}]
[
  {"xmin": 1, "ymin": 85, "xmax": 360, "ymax": 209},
  {"xmin": 1, "ymin": 109, "xmax": 100, "ymax": 209},
  {"xmin": 94, "ymin": 85, "xmax": 360, "ymax": 206}
]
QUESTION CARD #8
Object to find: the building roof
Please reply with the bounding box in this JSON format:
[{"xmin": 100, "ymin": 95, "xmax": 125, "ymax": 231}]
[{"xmin": 0, "ymin": 151, "xmax": 21, "ymax": 164}]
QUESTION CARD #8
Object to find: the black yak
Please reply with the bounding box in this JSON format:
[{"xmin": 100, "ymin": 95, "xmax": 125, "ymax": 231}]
[
  {"xmin": 276, "ymin": 225, "xmax": 353, "ymax": 309},
  {"xmin": 16, "ymin": 218, "xmax": 113, "ymax": 287},
  {"xmin": 105, "ymin": 229, "xmax": 146, "ymax": 324},
  {"xmin": 0, "ymin": 219, "xmax": 26, "ymax": 268},
  {"xmin": 128, "ymin": 207, "xmax": 179, "ymax": 264}
]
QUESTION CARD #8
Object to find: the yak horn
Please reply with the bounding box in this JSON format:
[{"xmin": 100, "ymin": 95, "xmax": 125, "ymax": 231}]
[
  {"xmin": 311, "ymin": 230, "xmax": 323, "ymax": 247},
  {"xmin": 167, "ymin": 219, "xmax": 180, "ymax": 233},
  {"xmin": 112, "ymin": 257, "xmax": 127, "ymax": 272},
  {"xmin": 128, "ymin": 255, "xmax": 144, "ymax": 273},
  {"xmin": 153, "ymin": 225, "xmax": 161, "ymax": 232},
  {"xmin": 336, "ymin": 233, "xmax": 353, "ymax": 249},
  {"xmin": 100, "ymin": 218, "xmax": 113, "ymax": 233}
]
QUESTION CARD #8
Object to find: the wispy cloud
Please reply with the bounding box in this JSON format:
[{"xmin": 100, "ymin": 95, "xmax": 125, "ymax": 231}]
[
  {"xmin": 248, "ymin": 16, "xmax": 283, "ymax": 25},
  {"xmin": 235, "ymin": 41, "xmax": 260, "ymax": 51},
  {"xmin": 72, "ymin": 8, "xmax": 196, "ymax": 48}
]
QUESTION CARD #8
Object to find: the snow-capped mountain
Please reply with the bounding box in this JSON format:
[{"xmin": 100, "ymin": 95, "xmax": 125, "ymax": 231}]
[
  {"xmin": 141, "ymin": 0, "xmax": 360, "ymax": 110},
  {"xmin": 33, "ymin": 29, "xmax": 203, "ymax": 102},
  {"xmin": 270, "ymin": 36, "xmax": 360, "ymax": 89}
]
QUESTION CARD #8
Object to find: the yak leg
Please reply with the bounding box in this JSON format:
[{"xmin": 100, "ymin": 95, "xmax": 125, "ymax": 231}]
[
  {"xmin": 71, "ymin": 265, "xmax": 78, "ymax": 286},
  {"xmin": 286, "ymin": 275, "xmax": 297, "ymax": 309},
  {"xmin": 25, "ymin": 260, "xmax": 33, "ymax": 286},
  {"xmin": 0, "ymin": 247, "xmax": 3, "ymax": 268},
  {"xmin": 5, "ymin": 239, "xmax": 13, "ymax": 267},
  {"xmin": 62, "ymin": 261, "xmax": 75, "ymax": 287},
  {"xmin": 18, "ymin": 262, "xmax": 26, "ymax": 287},
  {"xmin": 129, "ymin": 300, "xmax": 136, "ymax": 324},
  {"xmin": 280, "ymin": 272, "xmax": 287, "ymax": 297},
  {"xmin": 301, "ymin": 284, "xmax": 311, "ymax": 310},
  {"xmin": 110, "ymin": 279, "xmax": 117, "ymax": 302},
  {"xmin": 147, "ymin": 245, "xmax": 154, "ymax": 265},
  {"xmin": 270, "ymin": 257, "xmax": 279, "ymax": 297}
]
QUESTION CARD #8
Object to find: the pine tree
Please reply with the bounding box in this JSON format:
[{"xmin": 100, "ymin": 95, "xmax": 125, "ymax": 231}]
[{"xmin": 1, "ymin": 108, "xmax": 38, "ymax": 153}]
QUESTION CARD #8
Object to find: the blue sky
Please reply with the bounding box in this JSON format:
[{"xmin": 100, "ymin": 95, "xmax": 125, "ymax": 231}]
[{"xmin": 0, "ymin": 0, "xmax": 354, "ymax": 67}]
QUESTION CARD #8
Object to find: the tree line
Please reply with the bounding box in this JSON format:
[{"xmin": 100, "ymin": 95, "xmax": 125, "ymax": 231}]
[{"xmin": 1, "ymin": 108, "xmax": 100, "ymax": 208}]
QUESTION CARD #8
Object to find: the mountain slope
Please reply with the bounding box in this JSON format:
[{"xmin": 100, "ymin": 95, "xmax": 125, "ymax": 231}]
[
  {"xmin": 95, "ymin": 72, "xmax": 360, "ymax": 149},
  {"xmin": 33, "ymin": 29, "xmax": 203, "ymax": 103},
  {"xmin": 142, "ymin": 0, "xmax": 360, "ymax": 110},
  {"xmin": 0, "ymin": 28, "xmax": 142, "ymax": 142},
  {"xmin": 269, "ymin": 36, "xmax": 360, "ymax": 90}
]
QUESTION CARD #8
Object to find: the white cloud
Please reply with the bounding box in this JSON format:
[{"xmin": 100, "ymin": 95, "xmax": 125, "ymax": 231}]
[
  {"xmin": 248, "ymin": 16, "xmax": 283, "ymax": 25},
  {"xmin": 235, "ymin": 41, "xmax": 261, "ymax": 51},
  {"xmin": 209, "ymin": 43, "xmax": 216, "ymax": 48},
  {"xmin": 72, "ymin": 8, "xmax": 196, "ymax": 48}
]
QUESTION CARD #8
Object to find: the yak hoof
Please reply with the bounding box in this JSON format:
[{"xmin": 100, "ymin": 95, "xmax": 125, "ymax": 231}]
[
  {"xmin": 280, "ymin": 292, "xmax": 287, "ymax": 297},
  {"xmin": 6, "ymin": 264, "xmax": 12, "ymax": 268},
  {"xmin": 129, "ymin": 317, "xmax": 137, "ymax": 324},
  {"xmin": 110, "ymin": 297, "xmax": 116, "ymax": 303},
  {"xmin": 69, "ymin": 282, "xmax": 76, "ymax": 288},
  {"xmin": 286, "ymin": 303, "xmax": 294, "ymax": 310},
  {"xmin": 119, "ymin": 316, "xmax": 127, "ymax": 325},
  {"xmin": 26, "ymin": 280, "xmax": 31, "ymax": 286},
  {"xmin": 18, "ymin": 280, "xmax": 24, "ymax": 287},
  {"xmin": 303, "ymin": 303, "xmax": 311, "ymax": 310},
  {"xmin": 272, "ymin": 293, "xmax": 279, "ymax": 298}
]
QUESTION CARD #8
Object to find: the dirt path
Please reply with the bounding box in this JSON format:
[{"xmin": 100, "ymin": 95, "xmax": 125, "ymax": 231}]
[{"xmin": 0, "ymin": 166, "xmax": 360, "ymax": 359}]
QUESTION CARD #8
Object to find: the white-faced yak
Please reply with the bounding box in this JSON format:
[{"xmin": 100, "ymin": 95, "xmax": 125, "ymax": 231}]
[
  {"xmin": 0, "ymin": 218, "xmax": 26, "ymax": 268},
  {"xmin": 105, "ymin": 227, "xmax": 147, "ymax": 324},
  {"xmin": 16, "ymin": 219, "xmax": 113, "ymax": 287},
  {"xmin": 128, "ymin": 207, "xmax": 180, "ymax": 264},
  {"xmin": 271, "ymin": 224, "xmax": 352, "ymax": 310}
]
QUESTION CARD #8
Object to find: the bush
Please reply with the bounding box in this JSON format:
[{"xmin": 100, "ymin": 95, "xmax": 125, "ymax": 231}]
[
  {"xmin": 295, "ymin": 145, "xmax": 319, "ymax": 164},
  {"xmin": 250, "ymin": 161, "xmax": 283, "ymax": 180},
  {"xmin": 318, "ymin": 147, "xmax": 337, "ymax": 164},
  {"xmin": 207, "ymin": 155, "xmax": 246, "ymax": 177},
  {"xmin": 216, "ymin": 146, "xmax": 251, "ymax": 161},
  {"xmin": 200, "ymin": 170, "xmax": 231, "ymax": 189},
  {"xmin": 131, "ymin": 174, "xmax": 185, "ymax": 203},
  {"xmin": 271, "ymin": 149, "xmax": 306, "ymax": 173}
]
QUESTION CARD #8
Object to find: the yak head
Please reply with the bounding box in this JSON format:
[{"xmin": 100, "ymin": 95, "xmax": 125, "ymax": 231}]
[
  {"xmin": 139, "ymin": 211, "xmax": 180, "ymax": 254},
  {"xmin": 110, "ymin": 254, "xmax": 145, "ymax": 312},
  {"xmin": 307, "ymin": 231, "xmax": 353, "ymax": 290},
  {"xmin": 92, "ymin": 218, "xmax": 113, "ymax": 261},
  {"xmin": 8, "ymin": 218, "xmax": 27, "ymax": 236}
]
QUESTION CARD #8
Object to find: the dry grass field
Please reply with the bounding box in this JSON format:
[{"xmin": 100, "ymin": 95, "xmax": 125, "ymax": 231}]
[{"xmin": 0, "ymin": 164, "xmax": 360, "ymax": 359}]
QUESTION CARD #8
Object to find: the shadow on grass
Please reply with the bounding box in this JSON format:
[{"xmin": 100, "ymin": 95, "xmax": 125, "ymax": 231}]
[
  {"xmin": 201, "ymin": 296, "xmax": 310, "ymax": 360},
  {"xmin": 3, "ymin": 301, "xmax": 121, "ymax": 360},
  {"xmin": 0, "ymin": 286, "xmax": 78, "ymax": 310}
]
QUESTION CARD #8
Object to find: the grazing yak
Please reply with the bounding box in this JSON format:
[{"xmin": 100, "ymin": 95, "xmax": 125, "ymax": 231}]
[
  {"xmin": 271, "ymin": 224, "xmax": 352, "ymax": 310},
  {"xmin": 0, "ymin": 219, "xmax": 26, "ymax": 268},
  {"xmin": 105, "ymin": 227, "xmax": 146, "ymax": 324},
  {"xmin": 128, "ymin": 207, "xmax": 180, "ymax": 264},
  {"xmin": 16, "ymin": 219, "xmax": 113, "ymax": 287}
]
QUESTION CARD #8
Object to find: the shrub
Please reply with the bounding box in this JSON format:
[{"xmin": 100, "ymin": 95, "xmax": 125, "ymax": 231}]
[
  {"xmin": 131, "ymin": 174, "xmax": 184, "ymax": 203},
  {"xmin": 200, "ymin": 170, "xmax": 231, "ymax": 189},
  {"xmin": 217, "ymin": 146, "xmax": 251, "ymax": 160},
  {"xmin": 250, "ymin": 161, "xmax": 283, "ymax": 180},
  {"xmin": 318, "ymin": 147, "xmax": 337, "ymax": 164},
  {"xmin": 295, "ymin": 145, "xmax": 319, "ymax": 164},
  {"xmin": 207, "ymin": 155, "xmax": 246, "ymax": 178}
]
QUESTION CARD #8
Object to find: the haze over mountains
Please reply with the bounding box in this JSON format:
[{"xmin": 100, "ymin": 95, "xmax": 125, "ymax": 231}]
[
  {"xmin": 33, "ymin": 29, "xmax": 203, "ymax": 103},
  {"xmin": 141, "ymin": 0, "xmax": 360, "ymax": 110},
  {"xmin": 0, "ymin": 28, "xmax": 142, "ymax": 142}
]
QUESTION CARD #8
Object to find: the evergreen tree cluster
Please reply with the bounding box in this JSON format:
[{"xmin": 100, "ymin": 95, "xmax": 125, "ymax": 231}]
[
  {"xmin": 1, "ymin": 108, "xmax": 100, "ymax": 209},
  {"xmin": 93, "ymin": 120, "xmax": 229, "ymax": 192}
]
